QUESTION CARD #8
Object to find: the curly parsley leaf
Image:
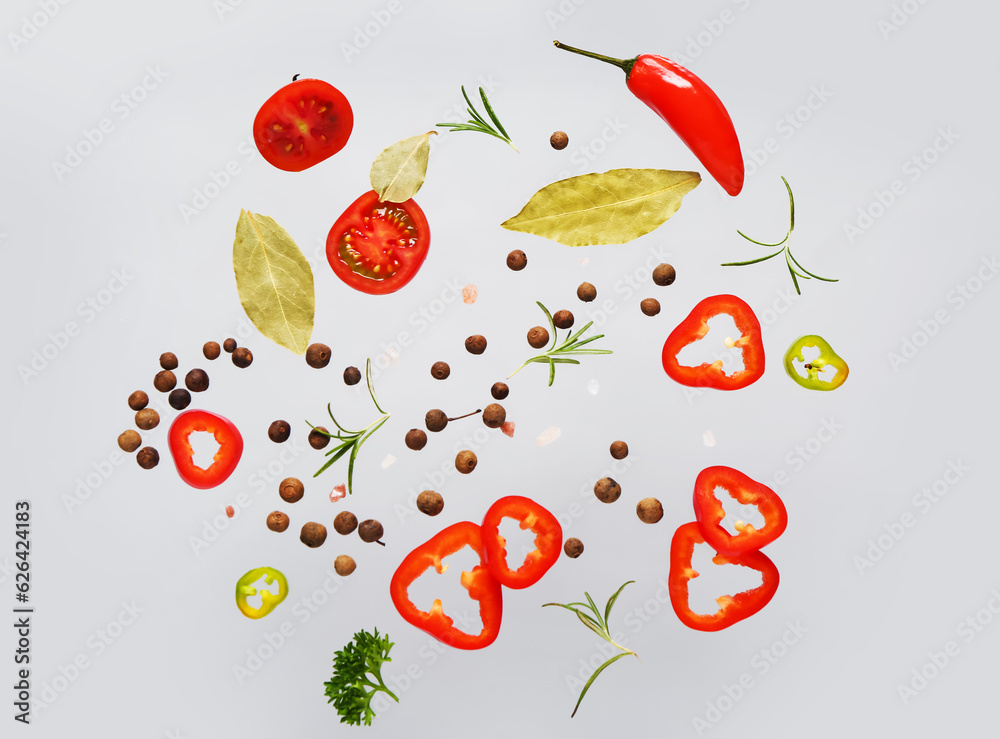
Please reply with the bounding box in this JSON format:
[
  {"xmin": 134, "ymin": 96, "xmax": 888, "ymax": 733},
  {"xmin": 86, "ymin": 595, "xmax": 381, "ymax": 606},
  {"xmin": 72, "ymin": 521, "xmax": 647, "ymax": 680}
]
[{"xmin": 323, "ymin": 628, "xmax": 398, "ymax": 726}]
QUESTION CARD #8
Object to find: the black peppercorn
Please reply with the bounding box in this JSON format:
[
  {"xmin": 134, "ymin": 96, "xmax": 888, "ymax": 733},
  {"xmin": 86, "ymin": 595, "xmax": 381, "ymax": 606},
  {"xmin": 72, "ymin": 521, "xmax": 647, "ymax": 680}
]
[
  {"xmin": 334, "ymin": 555, "xmax": 356, "ymax": 576},
  {"xmin": 279, "ymin": 477, "xmax": 304, "ymax": 503},
  {"xmin": 405, "ymin": 429, "xmax": 428, "ymax": 450},
  {"xmin": 306, "ymin": 343, "xmax": 332, "ymax": 369},
  {"xmin": 168, "ymin": 389, "xmax": 191, "ymax": 410},
  {"xmin": 153, "ymin": 370, "xmax": 176, "ymax": 393},
  {"xmin": 185, "ymin": 369, "xmax": 209, "ymax": 392},
  {"xmin": 430, "ymin": 361, "xmax": 450, "ymax": 380},
  {"xmin": 232, "ymin": 348, "xmax": 253, "ymax": 368},
  {"xmin": 577, "ymin": 282, "xmax": 597, "ymax": 302},
  {"xmin": 334, "ymin": 511, "xmax": 358, "ymax": 535},
  {"xmin": 308, "ymin": 426, "xmax": 330, "ymax": 450},
  {"xmin": 136, "ymin": 447, "xmax": 159, "ymax": 469},
  {"xmin": 425, "ymin": 409, "xmax": 448, "ymax": 432},
  {"xmin": 267, "ymin": 511, "xmax": 290, "ymax": 532},
  {"xmin": 118, "ymin": 430, "xmax": 141, "ymax": 453},
  {"xmin": 417, "ymin": 490, "xmax": 444, "ymax": 517},
  {"xmin": 135, "ymin": 409, "xmax": 159, "ymax": 430},
  {"xmin": 636, "ymin": 497, "xmax": 664, "ymax": 524},
  {"xmin": 465, "ymin": 335, "xmax": 487, "ymax": 355},
  {"xmin": 482, "ymin": 404, "xmax": 506, "ymax": 429},
  {"xmin": 653, "ymin": 263, "xmax": 676, "ymax": 286},
  {"xmin": 594, "ymin": 477, "xmax": 621, "ymax": 504},
  {"xmin": 564, "ymin": 538, "xmax": 584, "ymax": 558},
  {"xmin": 128, "ymin": 390, "xmax": 149, "ymax": 411},
  {"xmin": 455, "ymin": 450, "xmax": 477, "ymax": 474},
  {"xmin": 553, "ymin": 309, "xmax": 574, "ymax": 329},
  {"xmin": 300, "ymin": 522, "xmax": 328, "ymax": 548},
  {"xmin": 527, "ymin": 326, "xmax": 549, "ymax": 349},
  {"xmin": 268, "ymin": 420, "xmax": 291, "ymax": 443},
  {"xmin": 506, "ymin": 249, "xmax": 527, "ymax": 271},
  {"xmin": 358, "ymin": 519, "xmax": 384, "ymax": 544}
]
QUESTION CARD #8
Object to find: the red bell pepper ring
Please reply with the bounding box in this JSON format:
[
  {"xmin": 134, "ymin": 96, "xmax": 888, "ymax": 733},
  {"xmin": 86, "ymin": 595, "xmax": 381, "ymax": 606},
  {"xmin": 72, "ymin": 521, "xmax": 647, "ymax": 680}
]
[
  {"xmin": 167, "ymin": 410, "xmax": 244, "ymax": 489},
  {"xmin": 389, "ymin": 521, "xmax": 503, "ymax": 650},
  {"xmin": 481, "ymin": 496, "xmax": 562, "ymax": 590},
  {"xmin": 661, "ymin": 294, "xmax": 764, "ymax": 390},
  {"xmin": 668, "ymin": 522, "xmax": 779, "ymax": 632},
  {"xmin": 693, "ymin": 466, "xmax": 787, "ymax": 556}
]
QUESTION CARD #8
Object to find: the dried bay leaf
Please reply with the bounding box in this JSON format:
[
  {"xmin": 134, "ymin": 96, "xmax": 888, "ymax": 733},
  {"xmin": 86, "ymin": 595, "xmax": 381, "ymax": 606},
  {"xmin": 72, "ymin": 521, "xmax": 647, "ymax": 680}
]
[
  {"xmin": 501, "ymin": 168, "xmax": 701, "ymax": 246},
  {"xmin": 233, "ymin": 210, "xmax": 314, "ymax": 355},
  {"xmin": 370, "ymin": 131, "xmax": 436, "ymax": 203}
]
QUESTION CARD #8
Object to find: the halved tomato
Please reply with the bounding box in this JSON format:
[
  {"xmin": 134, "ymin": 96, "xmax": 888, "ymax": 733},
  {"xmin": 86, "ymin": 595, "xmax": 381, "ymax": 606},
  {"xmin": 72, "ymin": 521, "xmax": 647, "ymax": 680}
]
[
  {"xmin": 326, "ymin": 190, "xmax": 430, "ymax": 294},
  {"xmin": 253, "ymin": 78, "xmax": 353, "ymax": 172}
]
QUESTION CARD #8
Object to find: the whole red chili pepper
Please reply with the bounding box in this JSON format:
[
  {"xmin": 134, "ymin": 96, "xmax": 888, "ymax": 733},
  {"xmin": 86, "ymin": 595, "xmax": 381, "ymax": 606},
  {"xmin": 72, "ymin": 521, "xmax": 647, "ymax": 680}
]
[{"xmin": 554, "ymin": 41, "xmax": 745, "ymax": 196}]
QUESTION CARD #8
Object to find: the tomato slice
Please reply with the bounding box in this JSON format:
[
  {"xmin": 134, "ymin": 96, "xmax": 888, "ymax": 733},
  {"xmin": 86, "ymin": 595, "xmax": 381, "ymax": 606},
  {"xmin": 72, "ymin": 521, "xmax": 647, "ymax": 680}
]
[
  {"xmin": 326, "ymin": 190, "xmax": 430, "ymax": 295},
  {"xmin": 167, "ymin": 410, "xmax": 243, "ymax": 489},
  {"xmin": 253, "ymin": 78, "xmax": 353, "ymax": 172}
]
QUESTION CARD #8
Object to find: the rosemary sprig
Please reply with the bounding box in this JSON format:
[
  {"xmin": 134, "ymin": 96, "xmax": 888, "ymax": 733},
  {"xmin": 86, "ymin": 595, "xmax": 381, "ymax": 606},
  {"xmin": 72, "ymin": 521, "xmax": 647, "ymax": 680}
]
[
  {"xmin": 436, "ymin": 86, "xmax": 518, "ymax": 152},
  {"xmin": 308, "ymin": 359, "xmax": 389, "ymax": 495},
  {"xmin": 508, "ymin": 301, "xmax": 612, "ymax": 386},
  {"xmin": 544, "ymin": 581, "xmax": 638, "ymax": 718},
  {"xmin": 721, "ymin": 176, "xmax": 837, "ymax": 295}
]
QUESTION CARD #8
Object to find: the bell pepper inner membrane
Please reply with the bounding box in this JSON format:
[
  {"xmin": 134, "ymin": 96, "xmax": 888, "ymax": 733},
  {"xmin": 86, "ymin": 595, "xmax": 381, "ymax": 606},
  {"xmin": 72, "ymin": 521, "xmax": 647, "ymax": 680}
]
[
  {"xmin": 673, "ymin": 314, "xmax": 746, "ymax": 375},
  {"xmin": 496, "ymin": 516, "xmax": 545, "ymax": 569},
  {"xmin": 405, "ymin": 546, "xmax": 486, "ymax": 634},
  {"xmin": 688, "ymin": 541, "xmax": 765, "ymax": 615},
  {"xmin": 715, "ymin": 486, "xmax": 766, "ymax": 536}
]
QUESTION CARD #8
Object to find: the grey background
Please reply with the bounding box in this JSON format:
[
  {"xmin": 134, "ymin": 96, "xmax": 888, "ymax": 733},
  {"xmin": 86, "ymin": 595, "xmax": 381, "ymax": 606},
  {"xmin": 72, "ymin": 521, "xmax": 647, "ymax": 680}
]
[{"xmin": 3, "ymin": 0, "xmax": 998, "ymax": 736}]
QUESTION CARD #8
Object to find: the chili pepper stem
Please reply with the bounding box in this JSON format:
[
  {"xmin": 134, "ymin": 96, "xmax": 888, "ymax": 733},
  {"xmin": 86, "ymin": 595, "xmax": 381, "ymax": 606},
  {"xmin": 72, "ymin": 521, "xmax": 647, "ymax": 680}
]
[{"xmin": 553, "ymin": 40, "xmax": 636, "ymax": 76}]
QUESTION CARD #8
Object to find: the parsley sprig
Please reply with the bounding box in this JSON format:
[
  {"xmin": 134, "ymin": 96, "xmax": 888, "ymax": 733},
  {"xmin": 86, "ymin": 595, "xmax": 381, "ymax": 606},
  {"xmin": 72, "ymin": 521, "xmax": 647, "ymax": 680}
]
[
  {"xmin": 721, "ymin": 176, "xmax": 837, "ymax": 294},
  {"xmin": 508, "ymin": 301, "xmax": 612, "ymax": 386},
  {"xmin": 437, "ymin": 86, "xmax": 518, "ymax": 152},
  {"xmin": 309, "ymin": 359, "xmax": 389, "ymax": 494},
  {"xmin": 323, "ymin": 628, "xmax": 398, "ymax": 726},
  {"xmin": 544, "ymin": 581, "xmax": 638, "ymax": 717}
]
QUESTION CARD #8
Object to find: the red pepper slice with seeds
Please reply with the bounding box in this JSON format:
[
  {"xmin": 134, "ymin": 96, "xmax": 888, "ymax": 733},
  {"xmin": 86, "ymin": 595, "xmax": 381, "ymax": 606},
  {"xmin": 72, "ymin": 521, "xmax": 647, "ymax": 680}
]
[
  {"xmin": 481, "ymin": 496, "xmax": 562, "ymax": 589},
  {"xmin": 661, "ymin": 294, "xmax": 764, "ymax": 390},
  {"xmin": 389, "ymin": 521, "xmax": 503, "ymax": 650},
  {"xmin": 167, "ymin": 410, "xmax": 244, "ymax": 489},
  {"xmin": 693, "ymin": 466, "xmax": 787, "ymax": 556},
  {"xmin": 668, "ymin": 522, "xmax": 779, "ymax": 632}
]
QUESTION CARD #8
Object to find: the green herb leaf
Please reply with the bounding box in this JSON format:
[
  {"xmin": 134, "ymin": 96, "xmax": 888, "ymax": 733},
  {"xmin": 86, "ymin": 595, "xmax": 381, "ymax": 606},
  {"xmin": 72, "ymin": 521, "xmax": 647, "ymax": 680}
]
[
  {"xmin": 545, "ymin": 581, "xmax": 638, "ymax": 717},
  {"xmin": 233, "ymin": 210, "xmax": 315, "ymax": 355},
  {"xmin": 571, "ymin": 652, "xmax": 633, "ymax": 718},
  {"xmin": 509, "ymin": 302, "xmax": 611, "ymax": 385},
  {"xmin": 437, "ymin": 86, "xmax": 517, "ymax": 151},
  {"xmin": 721, "ymin": 176, "xmax": 837, "ymax": 295},
  {"xmin": 323, "ymin": 628, "xmax": 398, "ymax": 726},
  {"xmin": 311, "ymin": 359, "xmax": 389, "ymax": 494},
  {"xmin": 501, "ymin": 169, "xmax": 701, "ymax": 246},
  {"xmin": 369, "ymin": 131, "xmax": 437, "ymax": 203}
]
